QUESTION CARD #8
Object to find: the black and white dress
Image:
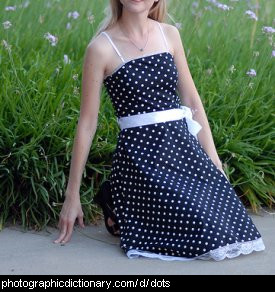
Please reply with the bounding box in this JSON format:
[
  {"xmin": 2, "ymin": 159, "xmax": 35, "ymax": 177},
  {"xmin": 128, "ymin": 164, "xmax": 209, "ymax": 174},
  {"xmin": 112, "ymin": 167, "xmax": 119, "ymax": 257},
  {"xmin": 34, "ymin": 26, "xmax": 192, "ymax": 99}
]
[{"xmin": 100, "ymin": 22, "xmax": 265, "ymax": 261}]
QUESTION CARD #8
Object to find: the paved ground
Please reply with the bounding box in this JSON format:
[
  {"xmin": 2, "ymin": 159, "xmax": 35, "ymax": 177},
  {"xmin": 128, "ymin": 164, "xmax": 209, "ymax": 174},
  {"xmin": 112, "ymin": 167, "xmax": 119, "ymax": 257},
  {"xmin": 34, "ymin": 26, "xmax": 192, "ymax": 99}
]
[{"xmin": 0, "ymin": 208, "xmax": 274, "ymax": 275}]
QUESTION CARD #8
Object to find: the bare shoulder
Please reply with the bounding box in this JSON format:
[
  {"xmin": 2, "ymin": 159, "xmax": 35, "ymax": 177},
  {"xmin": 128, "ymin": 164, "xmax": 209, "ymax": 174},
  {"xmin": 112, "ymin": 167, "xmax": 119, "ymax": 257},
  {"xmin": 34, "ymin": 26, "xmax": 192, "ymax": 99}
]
[
  {"xmin": 161, "ymin": 22, "xmax": 179, "ymax": 32},
  {"xmin": 82, "ymin": 33, "xmax": 112, "ymax": 80},
  {"xmin": 161, "ymin": 22, "xmax": 181, "ymax": 41},
  {"xmin": 160, "ymin": 22, "xmax": 182, "ymax": 52},
  {"xmin": 85, "ymin": 33, "xmax": 109, "ymax": 62}
]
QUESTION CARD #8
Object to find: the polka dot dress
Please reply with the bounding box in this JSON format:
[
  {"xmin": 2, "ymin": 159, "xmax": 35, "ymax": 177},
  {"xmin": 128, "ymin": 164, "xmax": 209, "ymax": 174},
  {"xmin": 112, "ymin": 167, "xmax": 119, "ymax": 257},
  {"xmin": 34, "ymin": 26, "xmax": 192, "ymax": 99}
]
[{"xmin": 100, "ymin": 22, "xmax": 265, "ymax": 261}]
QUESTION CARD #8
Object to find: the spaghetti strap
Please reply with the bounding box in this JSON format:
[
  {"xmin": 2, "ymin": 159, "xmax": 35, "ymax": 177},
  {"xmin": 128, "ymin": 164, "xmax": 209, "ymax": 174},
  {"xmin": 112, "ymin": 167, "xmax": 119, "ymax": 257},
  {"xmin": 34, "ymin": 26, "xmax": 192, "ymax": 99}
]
[
  {"xmin": 157, "ymin": 22, "xmax": 169, "ymax": 51},
  {"xmin": 101, "ymin": 31, "xmax": 125, "ymax": 63}
]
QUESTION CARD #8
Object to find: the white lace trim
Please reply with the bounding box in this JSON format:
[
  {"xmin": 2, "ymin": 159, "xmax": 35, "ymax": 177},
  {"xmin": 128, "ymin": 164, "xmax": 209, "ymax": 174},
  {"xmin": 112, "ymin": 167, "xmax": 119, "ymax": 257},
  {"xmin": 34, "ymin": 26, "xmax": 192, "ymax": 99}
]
[{"xmin": 126, "ymin": 237, "xmax": 265, "ymax": 262}]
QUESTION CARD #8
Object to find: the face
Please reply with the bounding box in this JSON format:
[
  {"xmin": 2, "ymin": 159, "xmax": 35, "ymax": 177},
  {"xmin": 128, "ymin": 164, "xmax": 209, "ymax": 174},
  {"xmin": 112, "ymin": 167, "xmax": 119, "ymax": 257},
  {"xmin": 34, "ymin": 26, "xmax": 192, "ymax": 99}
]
[{"xmin": 119, "ymin": 0, "xmax": 159, "ymax": 13}]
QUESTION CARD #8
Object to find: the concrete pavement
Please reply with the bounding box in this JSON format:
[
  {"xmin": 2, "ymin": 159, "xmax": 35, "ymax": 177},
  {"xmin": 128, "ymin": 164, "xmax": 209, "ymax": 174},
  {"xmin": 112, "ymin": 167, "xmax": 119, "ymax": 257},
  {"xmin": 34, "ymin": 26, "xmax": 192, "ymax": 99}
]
[{"xmin": 0, "ymin": 208, "xmax": 274, "ymax": 275}]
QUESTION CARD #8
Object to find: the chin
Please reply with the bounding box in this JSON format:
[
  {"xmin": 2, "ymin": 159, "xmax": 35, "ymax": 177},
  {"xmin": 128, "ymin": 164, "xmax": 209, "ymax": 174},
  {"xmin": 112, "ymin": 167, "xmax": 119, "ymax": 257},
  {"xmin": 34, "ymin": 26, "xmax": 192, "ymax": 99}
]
[
  {"xmin": 125, "ymin": 0, "xmax": 146, "ymax": 7},
  {"xmin": 121, "ymin": 0, "xmax": 153, "ymax": 13}
]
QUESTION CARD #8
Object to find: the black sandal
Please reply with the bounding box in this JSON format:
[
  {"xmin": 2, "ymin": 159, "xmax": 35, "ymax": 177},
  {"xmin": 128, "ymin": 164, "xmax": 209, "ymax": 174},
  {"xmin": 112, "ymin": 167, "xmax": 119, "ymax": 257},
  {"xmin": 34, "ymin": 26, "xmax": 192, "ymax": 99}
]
[{"xmin": 93, "ymin": 180, "xmax": 120, "ymax": 237}]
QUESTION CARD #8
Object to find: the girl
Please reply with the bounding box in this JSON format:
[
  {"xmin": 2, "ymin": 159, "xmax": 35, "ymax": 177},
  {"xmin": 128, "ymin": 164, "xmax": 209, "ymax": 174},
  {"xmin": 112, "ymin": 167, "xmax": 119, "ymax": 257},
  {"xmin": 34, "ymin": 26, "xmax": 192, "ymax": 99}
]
[{"xmin": 54, "ymin": 0, "xmax": 265, "ymax": 261}]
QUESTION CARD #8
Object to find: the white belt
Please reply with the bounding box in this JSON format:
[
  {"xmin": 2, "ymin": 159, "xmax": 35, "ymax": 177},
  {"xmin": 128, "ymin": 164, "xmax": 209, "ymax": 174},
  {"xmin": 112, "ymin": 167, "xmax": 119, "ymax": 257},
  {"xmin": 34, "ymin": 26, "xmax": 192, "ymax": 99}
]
[{"xmin": 117, "ymin": 105, "xmax": 202, "ymax": 139}]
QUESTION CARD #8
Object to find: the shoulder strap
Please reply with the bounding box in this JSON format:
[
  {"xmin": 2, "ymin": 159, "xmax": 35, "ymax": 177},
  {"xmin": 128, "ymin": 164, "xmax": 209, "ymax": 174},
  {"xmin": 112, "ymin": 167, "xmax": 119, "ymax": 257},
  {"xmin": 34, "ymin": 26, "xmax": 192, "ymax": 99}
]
[
  {"xmin": 157, "ymin": 22, "xmax": 169, "ymax": 51},
  {"xmin": 101, "ymin": 31, "xmax": 125, "ymax": 62}
]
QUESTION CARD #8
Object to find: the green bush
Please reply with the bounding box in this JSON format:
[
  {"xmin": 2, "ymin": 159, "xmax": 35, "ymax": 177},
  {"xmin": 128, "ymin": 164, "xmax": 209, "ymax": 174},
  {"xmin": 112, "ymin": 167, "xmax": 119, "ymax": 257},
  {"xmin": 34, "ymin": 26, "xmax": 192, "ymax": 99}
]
[{"xmin": 0, "ymin": 0, "xmax": 274, "ymax": 230}]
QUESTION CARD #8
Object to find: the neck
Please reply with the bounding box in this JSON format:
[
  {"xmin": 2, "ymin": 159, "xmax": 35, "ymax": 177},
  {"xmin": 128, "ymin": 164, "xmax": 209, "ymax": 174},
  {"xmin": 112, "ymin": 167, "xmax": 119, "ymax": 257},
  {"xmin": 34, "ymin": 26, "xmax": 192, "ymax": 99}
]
[{"xmin": 119, "ymin": 10, "xmax": 150, "ymax": 38}]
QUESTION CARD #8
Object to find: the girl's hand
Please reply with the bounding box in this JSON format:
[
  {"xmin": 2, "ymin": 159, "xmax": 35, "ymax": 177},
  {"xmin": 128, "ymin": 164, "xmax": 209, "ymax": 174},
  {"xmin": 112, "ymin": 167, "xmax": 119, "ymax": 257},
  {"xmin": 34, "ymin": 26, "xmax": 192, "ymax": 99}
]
[{"xmin": 53, "ymin": 194, "xmax": 85, "ymax": 244}]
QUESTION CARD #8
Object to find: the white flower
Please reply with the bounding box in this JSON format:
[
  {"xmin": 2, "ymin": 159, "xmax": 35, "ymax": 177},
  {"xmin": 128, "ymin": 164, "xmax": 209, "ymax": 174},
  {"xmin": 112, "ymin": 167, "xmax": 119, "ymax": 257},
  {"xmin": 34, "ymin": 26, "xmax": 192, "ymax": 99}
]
[
  {"xmin": 216, "ymin": 3, "xmax": 233, "ymax": 11},
  {"xmin": 2, "ymin": 40, "xmax": 12, "ymax": 52},
  {"xmin": 262, "ymin": 26, "xmax": 275, "ymax": 34},
  {"xmin": 3, "ymin": 21, "xmax": 12, "ymax": 29},
  {"xmin": 5, "ymin": 6, "xmax": 16, "ymax": 11},
  {"xmin": 66, "ymin": 22, "xmax": 72, "ymax": 30},
  {"xmin": 72, "ymin": 74, "xmax": 78, "ymax": 80},
  {"xmin": 44, "ymin": 32, "xmax": 58, "ymax": 46},
  {"xmin": 272, "ymin": 50, "xmax": 275, "ymax": 58},
  {"xmin": 68, "ymin": 11, "xmax": 80, "ymax": 20},
  {"xmin": 253, "ymin": 51, "xmax": 260, "ymax": 57},
  {"xmin": 245, "ymin": 10, "xmax": 258, "ymax": 21},
  {"xmin": 64, "ymin": 54, "xmax": 71, "ymax": 64},
  {"xmin": 87, "ymin": 15, "xmax": 95, "ymax": 24},
  {"xmin": 192, "ymin": 2, "xmax": 199, "ymax": 9},
  {"xmin": 206, "ymin": 0, "xmax": 233, "ymax": 11},
  {"xmin": 55, "ymin": 65, "xmax": 62, "ymax": 74},
  {"xmin": 206, "ymin": 68, "xmax": 213, "ymax": 75},
  {"xmin": 267, "ymin": 35, "xmax": 274, "ymax": 47},
  {"xmin": 246, "ymin": 69, "xmax": 256, "ymax": 77},
  {"xmin": 73, "ymin": 86, "xmax": 79, "ymax": 95},
  {"xmin": 229, "ymin": 65, "xmax": 236, "ymax": 74}
]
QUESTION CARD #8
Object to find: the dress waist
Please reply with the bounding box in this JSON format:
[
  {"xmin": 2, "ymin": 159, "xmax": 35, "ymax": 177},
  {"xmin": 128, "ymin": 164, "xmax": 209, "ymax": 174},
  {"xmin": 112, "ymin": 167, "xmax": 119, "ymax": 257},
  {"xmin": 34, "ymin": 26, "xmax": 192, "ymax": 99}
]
[{"xmin": 117, "ymin": 106, "xmax": 202, "ymax": 139}]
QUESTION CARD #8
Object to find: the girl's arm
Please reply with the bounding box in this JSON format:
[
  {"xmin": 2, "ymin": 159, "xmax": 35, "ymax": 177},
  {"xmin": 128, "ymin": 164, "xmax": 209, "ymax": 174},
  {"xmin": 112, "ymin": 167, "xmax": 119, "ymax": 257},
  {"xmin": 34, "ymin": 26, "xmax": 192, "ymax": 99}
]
[
  {"xmin": 167, "ymin": 25, "xmax": 222, "ymax": 169},
  {"xmin": 54, "ymin": 36, "xmax": 107, "ymax": 244},
  {"xmin": 65, "ymin": 38, "xmax": 106, "ymax": 198}
]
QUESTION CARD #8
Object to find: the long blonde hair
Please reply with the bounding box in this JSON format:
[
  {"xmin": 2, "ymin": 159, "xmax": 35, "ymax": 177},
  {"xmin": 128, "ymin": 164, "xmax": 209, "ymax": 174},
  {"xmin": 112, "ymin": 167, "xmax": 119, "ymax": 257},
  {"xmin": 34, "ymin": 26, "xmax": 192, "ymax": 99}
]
[{"xmin": 92, "ymin": 0, "xmax": 170, "ymax": 40}]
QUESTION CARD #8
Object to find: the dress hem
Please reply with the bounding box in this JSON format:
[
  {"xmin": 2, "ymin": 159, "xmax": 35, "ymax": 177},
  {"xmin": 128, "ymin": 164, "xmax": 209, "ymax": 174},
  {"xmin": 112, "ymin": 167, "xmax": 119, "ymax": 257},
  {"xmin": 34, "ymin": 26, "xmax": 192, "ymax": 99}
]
[{"xmin": 126, "ymin": 237, "xmax": 265, "ymax": 262}]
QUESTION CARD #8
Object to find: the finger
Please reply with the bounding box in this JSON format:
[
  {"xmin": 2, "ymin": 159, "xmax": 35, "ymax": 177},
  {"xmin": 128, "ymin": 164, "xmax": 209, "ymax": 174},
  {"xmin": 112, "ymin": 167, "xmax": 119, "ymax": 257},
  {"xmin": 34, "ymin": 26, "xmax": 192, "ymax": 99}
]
[
  {"xmin": 61, "ymin": 220, "xmax": 74, "ymax": 243},
  {"xmin": 57, "ymin": 212, "xmax": 64, "ymax": 230},
  {"xmin": 53, "ymin": 228, "xmax": 67, "ymax": 244},
  {"xmin": 78, "ymin": 214, "xmax": 85, "ymax": 228},
  {"xmin": 54, "ymin": 228, "xmax": 67, "ymax": 244},
  {"xmin": 53, "ymin": 220, "xmax": 67, "ymax": 243}
]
